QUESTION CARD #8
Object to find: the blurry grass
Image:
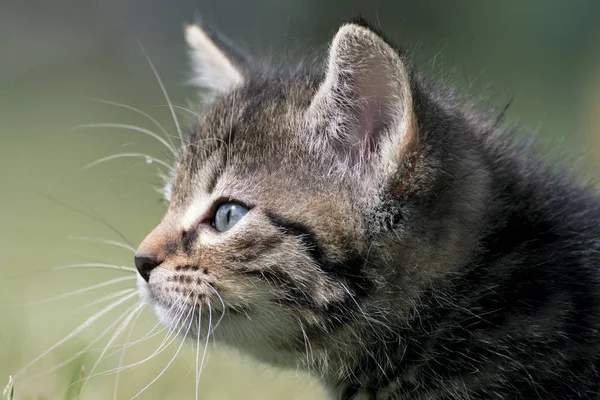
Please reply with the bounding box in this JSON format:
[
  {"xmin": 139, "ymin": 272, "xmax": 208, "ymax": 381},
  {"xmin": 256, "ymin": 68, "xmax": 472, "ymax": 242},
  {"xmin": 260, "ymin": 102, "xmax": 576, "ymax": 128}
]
[
  {"xmin": 3, "ymin": 376, "xmax": 14, "ymax": 400},
  {"xmin": 67, "ymin": 365, "xmax": 86, "ymax": 400}
]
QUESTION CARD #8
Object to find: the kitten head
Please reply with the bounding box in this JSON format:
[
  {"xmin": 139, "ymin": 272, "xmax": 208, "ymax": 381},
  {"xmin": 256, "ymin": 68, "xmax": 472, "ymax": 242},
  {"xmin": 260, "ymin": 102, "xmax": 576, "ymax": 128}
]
[{"xmin": 135, "ymin": 19, "xmax": 488, "ymax": 368}]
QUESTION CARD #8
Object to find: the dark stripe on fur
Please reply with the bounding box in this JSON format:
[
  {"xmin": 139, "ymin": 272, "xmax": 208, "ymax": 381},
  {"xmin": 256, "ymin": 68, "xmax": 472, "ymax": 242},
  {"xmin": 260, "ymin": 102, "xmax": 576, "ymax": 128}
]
[
  {"xmin": 265, "ymin": 211, "xmax": 374, "ymax": 323},
  {"xmin": 264, "ymin": 211, "xmax": 369, "ymax": 281},
  {"xmin": 206, "ymin": 128, "xmax": 236, "ymax": 192},
  {"xmin": 264, "ymin": 212, "xmax": 324, "ymax": 260}
]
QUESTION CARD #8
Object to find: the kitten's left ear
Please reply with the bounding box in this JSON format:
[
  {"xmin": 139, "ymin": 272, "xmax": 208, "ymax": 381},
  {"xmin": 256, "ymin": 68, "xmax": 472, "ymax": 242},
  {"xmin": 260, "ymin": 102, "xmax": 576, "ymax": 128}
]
[
  {"xmin": 308, "ymin": 21, "xmax": 415, "ymax": 172},
  {"xmin": 185, "ymin": 21, "xmax": 251, "ymax": 99}
]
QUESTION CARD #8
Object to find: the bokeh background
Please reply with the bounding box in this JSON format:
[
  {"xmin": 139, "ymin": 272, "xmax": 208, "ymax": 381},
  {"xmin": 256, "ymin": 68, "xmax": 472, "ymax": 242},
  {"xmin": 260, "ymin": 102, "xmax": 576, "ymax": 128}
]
[{"xmin": 1, "ymin": 1, "xmax": 600, "ymax": 399}]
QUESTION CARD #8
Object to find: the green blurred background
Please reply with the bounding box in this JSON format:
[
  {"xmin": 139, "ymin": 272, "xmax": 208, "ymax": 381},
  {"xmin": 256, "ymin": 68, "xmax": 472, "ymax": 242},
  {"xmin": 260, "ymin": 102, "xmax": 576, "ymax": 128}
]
[{"xmin": 1, "ymin": 1, "xmax": 600, "ymax": 399}]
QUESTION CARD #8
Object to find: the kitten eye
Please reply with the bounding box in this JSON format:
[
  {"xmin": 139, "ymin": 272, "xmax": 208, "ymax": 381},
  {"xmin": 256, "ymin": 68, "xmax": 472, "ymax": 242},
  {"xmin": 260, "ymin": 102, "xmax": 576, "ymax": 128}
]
[{"xmin": 213, "ymin": 203, "xmax": 249, "ymax": 232}]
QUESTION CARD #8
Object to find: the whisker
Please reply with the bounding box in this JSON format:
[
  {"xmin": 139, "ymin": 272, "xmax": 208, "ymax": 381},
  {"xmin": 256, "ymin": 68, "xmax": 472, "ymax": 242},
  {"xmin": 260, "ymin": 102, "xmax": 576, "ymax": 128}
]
[
  {"xmin": 96, "ymin": 295, "xmax": 184, "ymax": 364},
  {"xmin": 66, "ymin": 289, "xmax": 136, "ymax": 319},
  {"xmin": 2, "ymin": 263, "xmax": 135, "ymax": 282},
  {"xmin": 89, "ymin": 293, "xmax": 192, "ymax": 379},
  {"xmin": 130, "ymin": 300, "xmax": 195, "ymax": 399},
  {"xmin": 102, "ymin": 315, "xmax": 170, "ymax": 360},
  {"xmin": 81, "ymin": 97, "xmax": 176, "ymax": 149},
  {"xmin": 206, "ymin": 284, "xmax": 226, "ymax": 335},
  {"xmin": 139, "ymin": 44, "xmax": 183, "ymax": 144},
  {"xmin": 34, "ymin": 191, "xmax": 134, "ymax": 248},
  {"xmin": 113, "ymin": 305, "xmax": 146, "ymax": 400},
  {"xmin": 156, "ymin": 104, "xmax": 202, "ymax": 119},
  {"xmin": 147, "ymin": 293, "xmax": 191, "ymax": 349},
  {"xmin": 73, "ymin": 123, "xmax": 177, "ymax": 157},
  {"xmin": 79, "ymin": 303, "xmax": 145, "ymax": 397},
  {"xmin": 107, "ymin": 289, "xmax": 198, "ymax": 359},
  {"xmin": 84, "ymin": 297, "xmax": 191, "ymax": 399},
  {"xmin": 68, "ymin": 236, "xmax": 136, "ymax": 253},
  {"xmin": 195, "ymin": 301, "xmax": 202, "ymax": 400},
  {"xmin": 82, "ymin": 153, "xmax": 173, "ymax": 171},
  {"xmin": 17, "ymin": 276, "xmax": 135, "ymax": 307},
  {"xmin": 34, "ymin": 295, "xmax": 139, "ymax": 379},
  {"xmin": 14, "ymin": 291, "xmax": 138, "ymax": 379},
  {"xmin": 51, "ymin": 263, "xmax": 136, "ymax": 274},
  {"xmin": 198, "ymin": 299, "xmax": 212, "ymax": 382}
]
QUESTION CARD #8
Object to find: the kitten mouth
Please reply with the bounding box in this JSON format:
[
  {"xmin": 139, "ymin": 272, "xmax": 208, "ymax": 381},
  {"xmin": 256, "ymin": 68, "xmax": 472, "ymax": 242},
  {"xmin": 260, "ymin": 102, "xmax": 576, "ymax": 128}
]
[
  {"xmin": 136, "ymin": 273, "xmax": 238, "ymax": 329},
  {"xmin": 146, "ymin": 283, "xmax": 221, "ymax": 310},
  {"xmin": 147, "ymin": 291, "xmax": 218, "ymax": 334}
]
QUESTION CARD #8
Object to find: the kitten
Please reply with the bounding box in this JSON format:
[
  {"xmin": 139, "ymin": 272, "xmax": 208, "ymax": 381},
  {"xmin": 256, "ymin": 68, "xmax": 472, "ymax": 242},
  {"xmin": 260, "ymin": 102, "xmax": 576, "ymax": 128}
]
[{"xmin": 134, "ymin": 18, "xmax": 600, "ymax": 399}]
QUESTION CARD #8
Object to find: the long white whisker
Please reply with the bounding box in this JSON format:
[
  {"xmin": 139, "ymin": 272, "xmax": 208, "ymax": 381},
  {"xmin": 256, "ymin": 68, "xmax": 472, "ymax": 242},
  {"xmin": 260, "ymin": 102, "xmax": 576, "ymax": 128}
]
[
  {"xmin": 37, "ymin": 296, "xmax": 135, "ymax": 379},
  {"xmin": 130, "ymin": 300, "xmax": 195, "ymax": 399},
  {"xmin": 206, "ymin": 284, "xmax": 226, "ymax": 335},
  {"xmin": 139, "ymin": 45, "xmax": 183, "ymax": 144},
  {"xmin": 147, "ymin": 294, "xmax": 191, "ymax": 352},
  {"xmin": 82, "ymin": 153, "xmax": 173, "ymax": 171},
  {"xmin": 51, "ymin": 263, "xmax": 136, "ymax": 274},
  {"xmin": 82, "ymin": 97, "xmax": 175, "ymax": 149},
  {"xmin": 2, "ymin": 263, "xmax": 134, "ymax": 283},
  {"xmin": 195, "ymin": 301, "xmax": 202, "ymax": 400},
  {"xmin": 74, "ymin": 123, "xmax": 177, "ymax": 157},
  {"xmin": 30, "ymin": 294, "xmax": 139, "ymax": 380},
  {"xmin": 113, "ymin": 305, "xmax": 146, "ymax": 400},
  {"xmin": 30, "ymin": 289, "xmax": 134, "ymax": 379},
  {"xmin": 198, "ymin": 299, "xmax": 212, "ymax": 380},
  {"xmin": 102, "ymin": 316, "xmax": 170, "ymax": 360},
  {"xmin": 56, "ymin": 305, "xmax": 144, "ymax": 399},
  {"xmin": 157, "ymin": 104, "xmax": 202, "ymax": 119},
  {"xmin": 14, "ymin": 291, "xmax": 138, "ymax": 378},
  {"xmin": 98, "ymin": 294, "xmax": 186, "ymax": 365},
  {"xmin": 68, "ymin": 236, "xmax": 136, "ymax": 253},
  {"xmin": 79, "ymin": 303, "xmax": 145, "ymax": 398},
  {"xmin": 89, "ymin": 294, "xmax": 192, "ymax": 379},
  {"xmin": 33, "ymin": 191, "xmax": 134, "ymax": 248},
  {"xmin": 66, "ymin": 289, "xmax": 136, "ymax": 319},
  {"xmin": 19, "ymin": 276, "xmax": 135, "ymax": 307}
]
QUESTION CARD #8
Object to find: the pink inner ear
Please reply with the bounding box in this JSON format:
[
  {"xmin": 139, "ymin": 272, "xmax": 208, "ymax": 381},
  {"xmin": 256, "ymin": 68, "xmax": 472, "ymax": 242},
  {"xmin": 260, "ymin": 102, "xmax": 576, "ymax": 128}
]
[
  {"xmin": 349, "ymin": 59, "xmax": 398, "ymax": 159},
  {"xmin": 311, "ymin": 24, "xmax": 414, "ymax": 170}
]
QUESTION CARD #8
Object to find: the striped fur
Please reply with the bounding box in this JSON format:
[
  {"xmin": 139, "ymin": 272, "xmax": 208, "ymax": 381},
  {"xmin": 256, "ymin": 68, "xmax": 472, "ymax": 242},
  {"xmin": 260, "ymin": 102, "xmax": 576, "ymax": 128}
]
[{"xmin": 135, "ymin": 19, "xmax": 600, "ymax": 399}]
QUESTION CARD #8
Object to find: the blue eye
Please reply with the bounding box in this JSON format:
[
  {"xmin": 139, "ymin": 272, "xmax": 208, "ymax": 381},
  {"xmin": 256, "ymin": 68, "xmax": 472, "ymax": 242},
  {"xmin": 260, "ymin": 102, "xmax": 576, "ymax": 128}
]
[{"xmin": 213, "ymin": 203, "xmax": 249, "ymax": 232}]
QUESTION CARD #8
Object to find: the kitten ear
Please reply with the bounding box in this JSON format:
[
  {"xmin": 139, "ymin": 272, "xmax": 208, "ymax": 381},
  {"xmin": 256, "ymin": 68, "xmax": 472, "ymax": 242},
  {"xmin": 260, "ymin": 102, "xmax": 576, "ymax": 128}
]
[
  {"xmin": 308, "ymin": 22, "xmax": 415, "ymax": 172},
  {"xmin": 185, "ymin": 22, "xmax": 249, "ymax": 99}
]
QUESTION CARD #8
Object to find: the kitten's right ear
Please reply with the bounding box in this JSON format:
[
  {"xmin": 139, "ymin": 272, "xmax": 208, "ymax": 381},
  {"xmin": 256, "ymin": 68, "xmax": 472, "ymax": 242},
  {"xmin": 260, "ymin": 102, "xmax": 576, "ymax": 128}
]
[{"xmin": 185, "ymin": 22, "xmax": 250, "ymax": 99}]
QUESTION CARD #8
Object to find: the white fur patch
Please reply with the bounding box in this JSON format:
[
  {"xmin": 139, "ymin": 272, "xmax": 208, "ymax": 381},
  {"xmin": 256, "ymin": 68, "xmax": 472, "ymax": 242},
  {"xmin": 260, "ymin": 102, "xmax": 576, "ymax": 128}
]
[
  {"xmin": 185, "ymin": 24, "xmax": 244, "ymax": 96},
  {"xmin": 181, "ymin": 191, "xmax": 212, "ymax": 231}
]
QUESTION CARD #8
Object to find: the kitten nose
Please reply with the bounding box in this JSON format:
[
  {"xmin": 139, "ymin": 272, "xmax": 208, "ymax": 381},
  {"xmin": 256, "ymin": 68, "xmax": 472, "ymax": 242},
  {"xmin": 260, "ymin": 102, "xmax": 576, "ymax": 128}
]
[{"xmin": 134, "ymin": 252, "xmax": 161, "ymax": 282}]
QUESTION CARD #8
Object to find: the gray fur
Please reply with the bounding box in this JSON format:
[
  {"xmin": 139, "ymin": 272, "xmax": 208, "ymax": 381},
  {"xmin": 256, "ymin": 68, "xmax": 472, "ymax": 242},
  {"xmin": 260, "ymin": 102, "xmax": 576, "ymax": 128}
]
[{"xmin": 135, "ymin": 20, "xmax": 600, "ymax": 399}]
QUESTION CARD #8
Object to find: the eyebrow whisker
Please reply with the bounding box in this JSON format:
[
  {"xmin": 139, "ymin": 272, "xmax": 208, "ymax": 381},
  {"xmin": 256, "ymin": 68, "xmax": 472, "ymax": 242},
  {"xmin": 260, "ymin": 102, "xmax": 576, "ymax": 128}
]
[
  {"xmin": 16, "ymin": 276, "xmax": 136, "ymax": 307},
  {"xmin": 80, "ymin": 97, "xmax": 176, "ymax": 150},
  {"xmin": 82, "ymin": 153, "xmax": 174, "ymax": 172},
  {"xmin": 73, "ymin": 123, "xmax": 177, "ymax": 157}
]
